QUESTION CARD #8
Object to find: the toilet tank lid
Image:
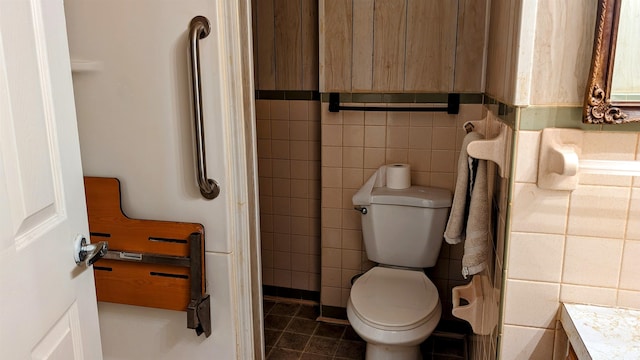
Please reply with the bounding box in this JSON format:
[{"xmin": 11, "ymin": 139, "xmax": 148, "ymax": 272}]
[{"xmin": 370, "ymin": 186, "xmax": 452, "ymax": 208}]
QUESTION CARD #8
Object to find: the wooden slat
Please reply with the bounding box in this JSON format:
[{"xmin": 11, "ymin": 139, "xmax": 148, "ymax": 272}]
[
  {"xmin": 372, "ymin": 0, "xmax": 407, "ymax": 92},
  {"xmin": 302, "ymin": 0, "xmax": 319, "ymax": 90},
  {"xmin": 84, "ymin": 177, "xmax": 205, "ymax": 311},
  {"xmin": 352, "ymin": 0, "xmax": 375, "ymax": 91},
  {"xmin": 454, "ymin": 0, "xmax": 488, "ymax": 92},
  {"xmin": 275, "ymin": 0, "xmax": 302, "ymax": 89},
  {"xmin": 94, "ymin": 261, "xmax": 190, "ymax": 311},
  {"xmin": 405, "ymin": 0, "xmax": 457, "ymax": 92},
  {"xmin": 319, "ymin": 0, "xmax": 353, "ymax": 92},
  {"xmin": 257, "ymin": 0, "xmax": 276, "ymax": 89}
]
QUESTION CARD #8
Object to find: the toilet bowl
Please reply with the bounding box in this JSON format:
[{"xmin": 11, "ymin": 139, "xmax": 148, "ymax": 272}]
[{"xmin": 347, "ymin": 266, "xmax": 441, "ymax": 360}]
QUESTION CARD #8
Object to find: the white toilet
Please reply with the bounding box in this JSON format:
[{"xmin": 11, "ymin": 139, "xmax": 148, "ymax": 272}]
[{"xmin": 348, "ymin": 185, "xmax": 452, "ymax": 360}]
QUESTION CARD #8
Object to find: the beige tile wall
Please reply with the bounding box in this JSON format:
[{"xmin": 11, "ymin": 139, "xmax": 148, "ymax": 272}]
[
  {"xmin": 319, "ymin": 103, "xmax": 487, "ymax": 310},
  {"xmin": 252, "ymin": 0, "xmax": 319, "ymax": 90},
  {"xmin": 499, "ymin": 130, "xmax": 640, "ymax": 359},
  {"xmin": 319, "ymin": 0, "xmax": 488, "ymax": 93},
  {"xmin": 256, "ymin": 99, "xmax": 322, "ymax": 291}
]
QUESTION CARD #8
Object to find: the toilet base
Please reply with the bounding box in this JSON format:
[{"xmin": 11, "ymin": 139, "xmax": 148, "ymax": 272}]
[{"xmin": 365, "ymin": 343, "xmax": 421, "ymax": 360}]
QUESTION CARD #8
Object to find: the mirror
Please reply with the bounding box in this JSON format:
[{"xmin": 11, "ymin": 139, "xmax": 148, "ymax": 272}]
[{"xmin": 584, "ymin": 0, "xmax": 640, "ymax": 124}]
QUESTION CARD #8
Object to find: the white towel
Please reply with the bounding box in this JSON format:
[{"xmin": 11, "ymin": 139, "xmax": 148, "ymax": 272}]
[{"xmin": 444, "ymin": 131, "xmax": 489, "ymax": 278}]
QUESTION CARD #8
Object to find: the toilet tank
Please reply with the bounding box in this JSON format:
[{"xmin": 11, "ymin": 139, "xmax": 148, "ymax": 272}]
[{"xmin": 358, "ymin": 186, "xmax": 452, "ymax": 268}]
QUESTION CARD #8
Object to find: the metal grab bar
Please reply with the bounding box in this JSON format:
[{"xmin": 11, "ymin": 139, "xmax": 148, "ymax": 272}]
[{"xmin": 189, "ymin": 16, "xmax": 220, "ymax": 200}]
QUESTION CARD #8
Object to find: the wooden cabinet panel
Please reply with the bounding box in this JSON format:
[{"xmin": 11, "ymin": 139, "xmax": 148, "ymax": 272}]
[
  {"xmin": 275, "ymin": 0, "xmax": 302, "ymax": 89},
  {"xmin": 372, "ymin": 0, "xmax": 406, "ymax": 91},
  {"xmin": 352, "ymin": 0, "xmax": 374, "ymax": 91},
  {"xmin": 455, "ymin": 0, "xmax": 488, "ymax": 92},
  {"xmin": 256, "ymin": 0, "xmax": 276, "ymax": 89},
  {"xmin": 302, "ymin": 0, "xmax": 320, "ymax": 90},
  {"xmin": 319, "ymin": 0, "xmax": 353, "ymax": 91},
  {"xmin": 405, "ymin": 0, "xmax": 457, "ymax": 92}
]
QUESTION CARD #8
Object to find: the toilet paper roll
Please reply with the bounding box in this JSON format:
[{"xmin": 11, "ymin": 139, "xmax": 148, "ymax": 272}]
[{"xmin": 386, "ymin": 163, "xmax": 411, "ymax": 189}]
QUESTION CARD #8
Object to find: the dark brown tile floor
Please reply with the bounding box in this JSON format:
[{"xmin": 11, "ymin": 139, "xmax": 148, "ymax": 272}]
[{"xmin": 263, "ymin": 299, "xmax": 468, "ymax": 360}]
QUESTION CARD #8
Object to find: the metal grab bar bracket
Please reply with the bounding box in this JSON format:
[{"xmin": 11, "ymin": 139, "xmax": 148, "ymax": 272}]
[{"xmin": 189, "ymin": 16, "xmax": 220, "ymax": 200}]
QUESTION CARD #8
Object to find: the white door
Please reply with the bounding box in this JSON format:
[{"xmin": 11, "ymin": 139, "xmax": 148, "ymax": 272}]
[{"xmin": 0, "ymin": 0, "xmax": 103, "ymax": 359}]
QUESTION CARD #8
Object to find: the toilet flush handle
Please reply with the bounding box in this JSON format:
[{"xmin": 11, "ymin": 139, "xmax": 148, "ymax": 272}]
[{"xmin": 354, "ymin": 206, "xmax": 368, "ymax": 215}]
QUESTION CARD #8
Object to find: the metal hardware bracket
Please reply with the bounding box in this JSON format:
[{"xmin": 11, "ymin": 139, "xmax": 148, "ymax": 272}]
[{"xmin": 328, "ymin": 92, "xmax": 460, "ymax": 114}]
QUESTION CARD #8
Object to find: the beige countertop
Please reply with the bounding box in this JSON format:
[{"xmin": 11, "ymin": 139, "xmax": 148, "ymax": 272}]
[{"xmin": 561, "ymin": 303, "xmax": 640, "ymax": 360}]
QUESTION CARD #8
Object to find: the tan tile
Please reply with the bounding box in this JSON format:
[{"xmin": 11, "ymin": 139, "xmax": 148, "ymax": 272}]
[
  {"xmin": 321, "ymin": 285, "xmax": 341, "ymax": 307},
  {"xmin": 291, "ymin": 217, "xmax": 310, "ymax": 236},
  {"xmin": 342, "ymin": 147, "xmax": 364, "ymax": 168},
  {"xmin": 342, "ymin": 188, "xmax": 357, "ymax": 209},
  {"xmin": 409, "ymin": 111, "xmax": 433, "ymax": 127},
  {"xmin": 386, "ymin": 126, "xmax": 409, "ymax": 148},
  {"xmin": 271, "ymin": 120, "xmax": 289, "ymax": 140},
  {"xmin": 500, "ymin": 325, "xmax": 555, "ymax": 360},
  {"xmin": 560, "ymin": 284, "xmax": 617, "ymax": 307},
  {"xmin": 290, "ymin": 141, "xmax": 309, "ymax": 161},
  {"xmin": 385, "ymin": 149, "xmax": 408, "ymax": 164},
  {"xmin": 309, "ymin": 121, "xmax": 321, "ymax": 142},
  {"xmin": 291, "ymin": 179, "xmax": 308, "ymax": 198},
  {"xmin": 619, "ymin": 240, "xmax": 640, "ymax": 291},
  {"xmin": 321, "ymin": 227, "xmax": 342, "ymax": 248},
  {"xmin": 432, "ymin": 127, "xmax": 457, "ymax": 150},
  {"xmin": 343, "ymin": 168, "xmax": 364, "ymax": 189},
  {"xmin": 291, "ymin": 271, "xmax": 310, "ymax": 290},
  {"xmin": 257, "ymin": 119, "xmax": 271, "ymax": 139},
  {"xmin": 258, "ymin": 158, "xmax": 273, "ymax": 177},
  {"xmin": 257, "ymin": 139, "xmax": 272, "ymax": 159},
  {"xmin": 322, "ymin": 207, "xmax": 342, "ymax": 228},
  {"xmin": 261, "ymin": 231, "xmax": 274, "ymax": 250},
  {"xmin": 260, "ymin": 214, "xmax": 273, "ymax": 233},
  {"xmin": 309, "ymin": 273, "xmax": 320, "ymax": 291},
  {"xmin": 567, "ymin": 185, "xmax": 630, "ymax": 239},
  {"xmin": 364, "ymin": 110, "xmax": 386, "ymax": 125},
  {"xmin": 514, "ymin": 131, "xmax": 540, "ymax": 183},
  {"xmin": 271, "ymin": 140, "xmax": 290, "ymax": 159},
  {"xmin": 262, "ymin": 268, "xmax": 274, "ymax": 286},
  {"xmin": 309, "ymin": 101, "xmax": 321, "ymax": 121},
  {"xmin": 563, "ymin": 236, "xmax": 623, "ymax": 288},
  {"xmin": 262, "ymin": 249, "xmax": 274, "ymax": 268},
  {"xmin": 411, "ymin": 171, "xmax": 431, "ymax": 186},
  {"xmin": 272, "ymin": 196, "xmax": 291, "ymax": 216},
  {"xmin": 322, "ymin": 187, "xmax": 341, "ymax": 209},
  {"xmin": 342, "ymin": 208, "xmax": 361, "ymax": 230},
  {"xmin": 322, "ymin": 267, "xmax": 341, "ymax": 287},
  {"xmin": 430, "ymin": 172, "xmax": 454, "ymax": 191},
  {"xmin": 363, "ymin": 148, "xmax": 386, "ymax": 169},
  {"xmin": 408, "ymin": 127, "xmax": 433, "ymax": 149},
  {"xmin": 617, "ymin": 290, "xmax": 640, "ymax": 310},
  {"xmin": 291, "ymin": 198, "xmax": 309, "ymax": 217},
  {"xmin": 322, "ymin": 248, "xmax": 342, "ymax": 268},
  {"xmin": 290, "ymin": 121, "xmax": 309, "ymax": 140},
  {"xmin": 273, "ymin": 269, "xmax": 291, "ymax": 288},
  {"xmin": 322, "ymin": 124, "xmax": 343, "ymax": 146},
  {"xmin": 322, "ymin": 167, "xmax": 343, "ymax": 188},
  {"xmin": 273, "ymin": 251, "xmax": 291, "ymax": 270},
  {"xmin": 270, "ymin": 100, "xmax": 290, "ymax": 120},
  {"xmin": 343, "ymin": 109, "xmax": 365, "ymax": 125},
  {"xmin": 408, "ymin": 150, "xmax": 431, "ymax": 171},
  {"xmin": 273, "ymin": 215, "xmax": 291, "ymax": 235},
  {"xmin": 290, "ymin": 101, "xmax": 309, "ymax": 121},
  {"xmin": 291, "ymin": 160, "xmax": 309, "ymax": 180},
  {"xmin": 430, "ymin": 150, "xmax": 455, "ymax": 172},
  {"xmin": 387, "ymin": 111, "xmax": 410, "ymax": 126},
  {"xmin": 364, "ymin": 125, "xmax": 386, "ymax": 148},
  {"xmin": 343, "ymin": 125, "xmax": 365, "ymax": 146},
  {"xmin": 255, "ymin": 100, "xmax": 270, "ymax": 119},
  {"xmin": 342, "ymin": 249, "xmax": 362, "ymax": 270},
  {"xmin": 508, "ymin": 232, "xmax": 564, "ymax": 282},
  {"xmin": 309, "ymin": 142, "xmax": 321, "ymax": 161},
  {"xmin": 272, "ymin": 178, "xmax": 291, "ymax": 197},
  {"xmin": 342, "ymin": 230, "xmax": 362, "ymax": 250},
  {"xmin": 272, "ymin": 159, "xmax": 291, "ymax": 178},
  {"xmin": 322, "ymin": 146, "xmax": 343, "ymax": 167},
  {"xmin": 432, "ymin": 113, "xmax": 457, "ymax": 127},
  {"xmin": 511, "ymin": 183, "xmax": 570, "ymax": 234},
  {"xmin": 503, "ymin": 280, "xmax": 559, "ymax": 328},
  {"xmin": 291, "ymin": 235, "xmax": 310, "ymax": 254}
]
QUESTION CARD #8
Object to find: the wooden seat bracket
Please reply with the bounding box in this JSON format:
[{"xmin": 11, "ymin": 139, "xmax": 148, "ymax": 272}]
[{"xmin": 84, "ymin": 177, "xmax": 211, "ymax": 337}]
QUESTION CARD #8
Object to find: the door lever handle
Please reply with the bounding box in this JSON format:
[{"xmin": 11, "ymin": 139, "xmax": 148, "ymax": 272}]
[{"xmin": 74, "ymin": 234, "xmax": 108, "ymax": 266}]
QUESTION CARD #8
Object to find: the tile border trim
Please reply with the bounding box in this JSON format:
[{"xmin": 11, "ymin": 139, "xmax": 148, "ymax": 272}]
[{"xmin": 263, "ymin": 285, "xmax": 320, "ymax": 302}]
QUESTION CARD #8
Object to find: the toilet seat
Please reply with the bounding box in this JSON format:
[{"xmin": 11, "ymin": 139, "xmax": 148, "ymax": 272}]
[{"xmin": 349, "ymin": 266, "xmax": 440, "ymax": 331}]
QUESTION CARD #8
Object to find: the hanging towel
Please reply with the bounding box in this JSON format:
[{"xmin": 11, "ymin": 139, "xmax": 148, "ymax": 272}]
[{"xmin": 444, "ymin": 131, "xmax": 489, "ymax": 278}]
